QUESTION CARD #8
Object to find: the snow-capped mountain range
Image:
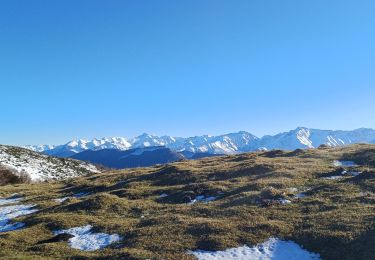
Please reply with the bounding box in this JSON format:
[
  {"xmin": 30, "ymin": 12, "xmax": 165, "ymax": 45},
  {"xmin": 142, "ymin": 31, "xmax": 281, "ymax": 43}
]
[{"xmin": 24, "ymin": 127, "xmax": 375, "ymax": 158}]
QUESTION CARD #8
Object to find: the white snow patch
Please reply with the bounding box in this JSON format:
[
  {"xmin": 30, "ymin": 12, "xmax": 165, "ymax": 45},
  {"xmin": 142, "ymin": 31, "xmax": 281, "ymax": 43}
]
[
  {"xmin": 322, "ymin": 170, "xmax": 363, "ymax": 180},
  {"xmin": 0, "ymin": 194, "xmax": 23, "ymax": 206},
  {"xmin": 333, "ymin": 160, "xmax": 358, "ymax": 167},
  {"xmin": 326, "ymin": 136, "xmax": 345, "ymax": 147},
  {"xmin": 0, "ymin": 204, "xmax": 38, "ymax": 232},
  {"xmin": 342, "ymin": 170, "xmax": 362, "ymax": 177},
  {"xmin": 54, "ymin": 225, "xmax": 121, "ymax": 251},
  {"xmin": 189, "ymin": 195, "xmax": 217, "ymax": 205},
  {"xmin": 278, "ymin": 199, "xmax": 292, "ymax": 205},
  {"xmin": 292, "ymin": 188, "xmax": 310, "ymax": 199},
  {"xmin": 295, "ymin": 193, "xmax": 306, "ymax": 199},
  {"xmin": 190, "ymin": 237, "xmax": 321, "ymax": 260},
  {"xmin": 296, "ymin": 128, "xmax": 314, "ymax": 148},
  {"xmin": 54, "ymin": 197, "xmax": 70, "ymax": 203},
  {"xmin": 159, "ymin": 193, "xmax": 168, "ymax": 198},
  {"xmin": 323, "ymin": 176, "xmax": 344, "ymax": 180}
]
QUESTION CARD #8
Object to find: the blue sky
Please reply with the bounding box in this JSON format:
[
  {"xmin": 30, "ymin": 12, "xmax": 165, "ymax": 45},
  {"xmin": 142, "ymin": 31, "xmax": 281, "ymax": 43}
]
[{"xmin": 1, "ymin": 1, "xmax": 375, "ymax": 145}]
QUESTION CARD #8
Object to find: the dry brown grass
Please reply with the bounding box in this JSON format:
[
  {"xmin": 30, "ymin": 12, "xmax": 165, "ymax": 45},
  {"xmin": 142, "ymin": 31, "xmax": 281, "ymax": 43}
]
[{"xmin": 0, "ymin": 144, "xmax": 374, "ymax": 259}]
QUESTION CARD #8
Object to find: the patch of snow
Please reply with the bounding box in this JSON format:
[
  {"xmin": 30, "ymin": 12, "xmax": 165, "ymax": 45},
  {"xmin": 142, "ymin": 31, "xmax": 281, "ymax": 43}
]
[
  {"xmin": 296, "ymin": 128, "xmax": 314, "ymax": 148},
  {"xmin": 342, "ymin": 170, "xmax": 362, "ymax": 177},
  {"xmin": 326, "ymin": 136, "xmax": 345, "ymax": 147},
  {"xmin": 189, "ymin": 195, "xmax": 217, "ymax": 205},
  {"xmin": 159, "ymin": 193, "xmax": 168, "ymax": 198},
  {"xmin": 0, "ymin": 204, "xmax": 38, "ymax": 232},
  {"xmin": 190, "ymin": 237, "xmax": 321, "ymax": 260},
  {"xmin": 262, "ymin": 198, "xmax": 294, "ymax": 206},
  {"xmin": 278, "ymin": 199, "xmax": 292, "ymax": 205},
  {"xmin": 0, "ymin": 194, "xmax": 23, "ymax": 206},
  {"xmin": 295, "ymin": 193, "xmax": 306, "ymax": 199},
  {"xmin": 322, "ymin": 176, "xmax": 344, "ymax": 180},
  {"xmin": 54, "ymin": 225, "xmax": 121, "ymax": 251},
  {"xmin": 54, "ymin": 197, "xmax": 70, "ymax": 203},
  {"xmin": 292, "ymin": 188, "xmax": 310, "ymax": 199},
  {"xmin": 322, "ymin": 170, "xmax": 363, "ymax": 180},
  {"xmin": 333, "ymin": 160, "xmax": 358, "ymax": 167}
]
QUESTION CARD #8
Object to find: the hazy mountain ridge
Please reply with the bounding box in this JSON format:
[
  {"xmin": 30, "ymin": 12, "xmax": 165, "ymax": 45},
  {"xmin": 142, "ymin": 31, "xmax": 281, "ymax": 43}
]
[
  {"xmin": 24, "ymin": 127, "xmax": 375, "ymax": 157},
  {"xmin": 71, "ymin": 147, "xmax": 184, "ymax": 169}
]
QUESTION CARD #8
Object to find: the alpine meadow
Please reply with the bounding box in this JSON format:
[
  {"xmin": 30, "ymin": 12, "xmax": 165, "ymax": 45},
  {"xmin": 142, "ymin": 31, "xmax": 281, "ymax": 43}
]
[{"xmin": 1, "ymin": 1, "xmax": 375, "ymax": 260}]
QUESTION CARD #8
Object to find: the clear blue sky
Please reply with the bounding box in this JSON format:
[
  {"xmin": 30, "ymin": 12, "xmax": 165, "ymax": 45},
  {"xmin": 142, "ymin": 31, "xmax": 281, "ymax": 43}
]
[{"xmin": 1, "ymin": 1, "xmax": 375, "ymax": 145}]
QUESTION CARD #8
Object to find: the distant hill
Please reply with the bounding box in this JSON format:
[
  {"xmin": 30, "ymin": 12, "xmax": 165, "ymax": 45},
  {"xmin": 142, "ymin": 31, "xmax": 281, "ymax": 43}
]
[
  {"xmin": 0, "ymin": 145, "xmax": 99, "ymax": 182},
  {"xmin": 70, "ymin": 146, "xmax": 184, "ymax": 169}
]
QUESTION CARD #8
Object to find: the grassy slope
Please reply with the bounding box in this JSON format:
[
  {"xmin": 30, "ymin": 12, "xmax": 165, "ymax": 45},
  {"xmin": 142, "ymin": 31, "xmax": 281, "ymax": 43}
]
[{"xmin": 0, "ymin": 144, "xmax": 374, "ymax": 259}]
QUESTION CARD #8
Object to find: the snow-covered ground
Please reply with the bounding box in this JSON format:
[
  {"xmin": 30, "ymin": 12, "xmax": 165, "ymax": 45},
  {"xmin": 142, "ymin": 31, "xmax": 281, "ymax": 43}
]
[
  {"xmin": 288, "ymin": 188, "xmax": 310, "ymax": 199},
  {"xmin": 189, "ymin": 195, "xmax": 217, "ymax": 205},
  {"xmin": 54, "ymin": 197, "xmax": 70, "ymax": 203},
  {"xmin": 323, "ymin": 165, "xmax": 363, "ymax": 180},
  {"xmin": 190, "ymin": 237, "xmax": 321, "ymax": 260},
  {"xmin": 278, "ymin": 198, "xmax": 292, "ymax": 205},
  {"xmin": 322, "ymin": 176, "xmax": 344, "ymax": 180},
  {"xmin": 0, "ymin": 194, "xmax": 22, "ymax": 206},
  {"xmin": 333, "ymin": 160, "xmax": 358, "ymax": 167},
  {"xmin": 295, "ymin": 192, "xmax": 307, "ymax": 199},
  {"xmin": 341, "ymin": 170, "xmax": 362, "ymax": 177},
  {"xmin": 54, "ymin": 225, "xmax": 121, "ymax": 251},
  {"xmin": 321, "ymin": 161, "xmax": 363, "ymax": 180},
  {"xmin": 0, "ymin": 196, "xmax": 38, "ymax": 232},
  {"xmin": 0, "ymin": 145, "xmax": 100, "ymax": 181}
]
